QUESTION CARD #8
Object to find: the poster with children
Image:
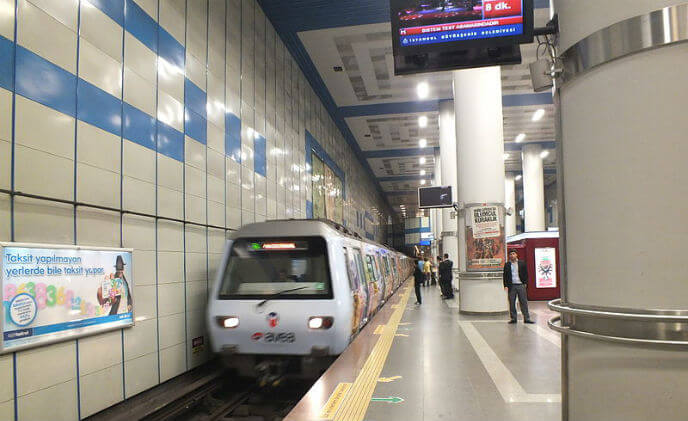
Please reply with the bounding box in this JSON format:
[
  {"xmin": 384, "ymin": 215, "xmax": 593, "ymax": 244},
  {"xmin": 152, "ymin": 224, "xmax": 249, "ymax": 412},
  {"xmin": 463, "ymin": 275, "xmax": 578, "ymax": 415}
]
[{"xmin": 1, "ymin": 243, "xmax": 134, "ymax": 353}]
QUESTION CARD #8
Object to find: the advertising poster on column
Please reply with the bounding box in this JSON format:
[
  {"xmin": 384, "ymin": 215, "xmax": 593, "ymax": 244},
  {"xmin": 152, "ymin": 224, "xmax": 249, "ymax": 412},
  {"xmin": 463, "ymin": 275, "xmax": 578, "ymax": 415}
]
[
  {"xmin": 534, "ymin": 247, "xmax": 557, "ymax": 288},
  {"xmin": 465, "ymin": 205, "xmax": 505, "ymax": 271},
  {"xmin": 1, "ymin": 244, "xmax": 134, "ymax": 353}
]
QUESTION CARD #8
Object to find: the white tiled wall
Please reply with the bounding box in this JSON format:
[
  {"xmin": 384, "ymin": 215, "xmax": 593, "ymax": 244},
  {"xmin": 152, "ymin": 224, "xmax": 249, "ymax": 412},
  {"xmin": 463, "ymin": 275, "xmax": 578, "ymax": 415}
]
[{"xmin": 0, "ymin": 0, "xmax": 390, "ymax": 419}]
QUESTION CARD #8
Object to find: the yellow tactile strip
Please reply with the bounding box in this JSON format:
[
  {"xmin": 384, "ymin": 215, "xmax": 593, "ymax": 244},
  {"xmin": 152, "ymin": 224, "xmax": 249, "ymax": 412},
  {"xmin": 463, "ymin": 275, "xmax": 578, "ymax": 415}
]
[{"xmin": 331, "ymin": 285, "xmax": 412, "ymax": 421}]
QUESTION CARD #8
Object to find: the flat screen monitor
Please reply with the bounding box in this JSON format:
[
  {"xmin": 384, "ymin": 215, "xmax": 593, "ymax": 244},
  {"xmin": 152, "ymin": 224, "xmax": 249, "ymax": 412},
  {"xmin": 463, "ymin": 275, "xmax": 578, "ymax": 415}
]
[
  {"xmin": 391, "ymin": 0, "xmax": 534, "ymax": 55},
  {"xmin": 418, "ymin": 186, "xmax": 453, "ymax": 209}
]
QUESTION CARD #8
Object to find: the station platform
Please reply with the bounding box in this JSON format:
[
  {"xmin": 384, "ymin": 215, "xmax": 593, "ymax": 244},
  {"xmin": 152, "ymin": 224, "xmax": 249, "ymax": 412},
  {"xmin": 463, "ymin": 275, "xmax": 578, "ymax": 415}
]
[{"xmin": 285, "ymin": 282, "xmax": 561, "ymax": 421}]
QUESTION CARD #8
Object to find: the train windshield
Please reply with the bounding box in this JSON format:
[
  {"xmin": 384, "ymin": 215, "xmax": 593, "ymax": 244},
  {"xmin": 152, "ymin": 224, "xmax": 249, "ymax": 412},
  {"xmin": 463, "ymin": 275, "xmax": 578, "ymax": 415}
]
[{"xmin": 218, "ymin": 237, "xmax": 333, "ymax": 299}]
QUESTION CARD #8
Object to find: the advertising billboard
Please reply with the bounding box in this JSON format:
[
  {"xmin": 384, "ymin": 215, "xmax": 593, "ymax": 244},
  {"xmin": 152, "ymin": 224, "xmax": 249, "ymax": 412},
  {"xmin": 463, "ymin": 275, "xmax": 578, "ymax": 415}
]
[
  {"xmin": 1, "ymin": 243, "xmax": 134, "ymax": 353},
  {"xmin": 465, "ymin": 205, "xmax": 505, "ymax": 271},
  {"xmin": 534, "ymin": 247, "xmax": 557, "ymax": 288}
]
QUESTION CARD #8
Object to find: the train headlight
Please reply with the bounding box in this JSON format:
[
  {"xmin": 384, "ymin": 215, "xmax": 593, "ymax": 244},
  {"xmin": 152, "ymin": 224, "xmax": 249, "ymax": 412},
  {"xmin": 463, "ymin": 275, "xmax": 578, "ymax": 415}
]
[
  {"xmin": 308, "ymin": 316, "xmax": 333, "ymax": 329},
  {"xmin": 217, "ymin": 316, "xmax": 240, "ymax": 328}
]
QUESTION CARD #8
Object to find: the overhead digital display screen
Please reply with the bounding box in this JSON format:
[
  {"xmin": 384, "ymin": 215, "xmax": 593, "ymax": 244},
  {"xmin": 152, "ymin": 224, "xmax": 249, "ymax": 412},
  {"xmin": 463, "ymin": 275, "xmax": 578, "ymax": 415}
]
[
  {"xmin": 418, "ymin": 186, "xmax": 453, "ymax": 209},
  {"xmin": 391, "ymin": 0, "xmax": 533, "ymax": 54}
]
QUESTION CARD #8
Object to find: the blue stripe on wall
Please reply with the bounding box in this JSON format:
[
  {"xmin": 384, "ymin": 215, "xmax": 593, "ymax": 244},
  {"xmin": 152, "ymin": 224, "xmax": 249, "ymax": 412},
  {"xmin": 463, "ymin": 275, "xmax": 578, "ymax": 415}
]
[
  {"xmin": 157, "ymin": 121, "xmax": 184, "ymax": 161},
  {"xmin": 339, "ymin": 100, "xmax": 441, "ymax": 118},
  {"xmin": 15, "ymin": 46, "xmax": 77, "ymax": 117},
  {"xmin": 124, "ymin": 0, "xmax": 158, "ymax": 53},
  {"xmin": 504, "ymin": 140, "xmax": 556, "ymax": 151},
  {"xmin": 87, "ymin": 0, "xmax": 125, "ymax": 26},
  {"xmin": 404, "ymin": 227, "xmax": 432, "ymax": 234},
  {"xmin": 184, "ymin": 108, "xmax": 207, "ymax": 144},
  {"xmin": 0, "ymin": 35, "xmax": 14, "ymax": 90},
  {"xmin": 225, "ymin": 112, "xmax": 241, "ymax": 163},
  {"xmin": 363, "ymin": 147, "xmax": 438, "ymax": 159},
  {"xmin": 123, "ymin": 103, "xmax": 157, "ymax": 150},
  {"xmin": 306, "ymin": 200, "xmax": 313, "ymax": 219},
  {"xmin": 254, "ymin": 134, "xmax": 266, "ymax": 177},
  {"xmin": 77, "ymin": 79, "xmax": 122, "ymax": 136},
  {"xmin": 378, "ymin": 174, "xmax": 433, "ymax": 182},
  {"xmin": 159, "ymin": 27, "xmax": 185, "ymax": 70},
  {"xmin": 503, "ymin": 92, "xmax": 553, "ymax": 107},
  {"xmin": 184, "ymin": 78, "xmax": 206, "ymax": 119}
]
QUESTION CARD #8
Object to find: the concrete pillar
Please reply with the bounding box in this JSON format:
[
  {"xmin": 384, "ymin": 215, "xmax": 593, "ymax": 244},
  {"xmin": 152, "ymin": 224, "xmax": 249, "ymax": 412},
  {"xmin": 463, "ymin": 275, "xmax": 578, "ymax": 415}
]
[
  {"xmin": 553, "ymin": 1, "xmax": 688, "ymax": 420},
  {"xmin": 432, "ymin": 152, "xmax": 443, "ymax": 258},
  {"xmin": 438, "ymin": 100, "xmax": 458, "ymax": 277},
  {"xmin": 453, "ymin": 67, "xmax": 508, "ymax": 314},
  {"xmin": 522, "ymin": 143, "xmax": 545, "ymax": 232},
  {"xmin": 505, "ymin": 174, "xmax": 517, "ymax": 237}
]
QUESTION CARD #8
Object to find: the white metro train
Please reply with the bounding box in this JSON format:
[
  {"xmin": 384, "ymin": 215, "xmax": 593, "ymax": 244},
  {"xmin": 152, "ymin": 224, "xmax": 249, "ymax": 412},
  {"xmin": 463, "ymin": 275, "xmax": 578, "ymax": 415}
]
[{"xmin": 207, "ymin": 219, "xmax": 413, "ymax": 378}]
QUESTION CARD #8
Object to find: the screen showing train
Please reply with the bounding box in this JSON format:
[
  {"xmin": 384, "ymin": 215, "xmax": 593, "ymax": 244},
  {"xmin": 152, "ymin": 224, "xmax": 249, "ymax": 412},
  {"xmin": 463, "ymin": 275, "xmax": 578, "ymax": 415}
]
[
  {"xmin": 391, "ymin": 0, "xmax": 532, "ymax": 53},
  {"xmin": 418, "ymin": 186, "xmax": 453, "ymax": 208}
]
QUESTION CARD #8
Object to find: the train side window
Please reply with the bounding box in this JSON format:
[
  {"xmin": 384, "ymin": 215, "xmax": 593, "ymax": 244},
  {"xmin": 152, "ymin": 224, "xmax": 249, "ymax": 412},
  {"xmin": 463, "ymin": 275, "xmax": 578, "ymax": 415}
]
[
  {"xmin": 353, "ymin": 249, "xmax": 367, "ymax": 285},
  {"xmin": 383, "ymin": 256, "xmax": 391, "ymax": 276},
  {"xmin": 390, "ymin": 257, "xmax": 398, "ymax": 277},
  {"xmin": 364, "ymin": 255, "xmax": 377, "ymax": 283},
  {"xmin": 344, "ymin": 248, "xmax": 361, "ymax": 290}
]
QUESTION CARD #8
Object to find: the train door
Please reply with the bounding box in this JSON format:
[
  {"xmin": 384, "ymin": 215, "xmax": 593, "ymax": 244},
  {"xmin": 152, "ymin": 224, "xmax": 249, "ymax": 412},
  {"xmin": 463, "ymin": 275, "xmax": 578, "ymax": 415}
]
[
  {"xmin": 363, "ymin": 253, "xmax": 382, "ymax": 314},
  {"xmin": 382, "ymin": 255, "xmax": 393, "ymax": 297},
  {"xmin": 372, "ymin": 253, "xmax": 386, "ymax": 303},
  {"xmin": 390, "ymin": 256, "xmax": 399, "ymax": 289},
  {"xmin": 344, "ymin": 247, "xmax": 368, "ymax": 336}
]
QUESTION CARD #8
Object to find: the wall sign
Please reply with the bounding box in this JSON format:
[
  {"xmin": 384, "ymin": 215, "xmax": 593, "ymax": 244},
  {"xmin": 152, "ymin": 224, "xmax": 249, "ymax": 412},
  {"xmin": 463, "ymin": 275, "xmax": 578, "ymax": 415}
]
[
  {"xmin": 1, "ymin": 243, "xmax": 134, "ymax": 353},
  {"xmin": 534, "ymin": 247, "xmax": 557, "ymax": 288}
]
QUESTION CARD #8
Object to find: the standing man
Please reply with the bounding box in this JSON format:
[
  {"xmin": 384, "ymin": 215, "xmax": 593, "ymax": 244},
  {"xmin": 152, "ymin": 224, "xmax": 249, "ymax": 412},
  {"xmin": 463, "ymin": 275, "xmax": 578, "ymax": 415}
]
[
  {"xmin": 423, "ymin": 257, "xmax": 431, "ymax": 287},
  {"xmin": 438, "ymin": 253, "xmax": 454, "ymax": 299},
  {"xmin": 503, "ymin": 250, "xmax": 534, "ymax": 324},
  {"xmin": 413, "ymin": 259, "xmax": 423, "ymax": 305}
]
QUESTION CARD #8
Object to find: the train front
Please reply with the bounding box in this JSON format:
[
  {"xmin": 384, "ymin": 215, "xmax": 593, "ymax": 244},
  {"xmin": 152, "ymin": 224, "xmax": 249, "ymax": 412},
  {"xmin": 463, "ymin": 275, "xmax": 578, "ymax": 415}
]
[{"xmin": 207, "ymin": 235, "xmax": 349, "ymax": 381}]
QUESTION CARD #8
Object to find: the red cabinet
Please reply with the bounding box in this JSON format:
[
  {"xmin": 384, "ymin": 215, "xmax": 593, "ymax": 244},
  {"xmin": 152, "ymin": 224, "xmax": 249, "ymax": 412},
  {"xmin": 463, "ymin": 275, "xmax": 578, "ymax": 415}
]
[{"xmin": 507, "ymin": 232, "xmax": 560, "ymax": 301}]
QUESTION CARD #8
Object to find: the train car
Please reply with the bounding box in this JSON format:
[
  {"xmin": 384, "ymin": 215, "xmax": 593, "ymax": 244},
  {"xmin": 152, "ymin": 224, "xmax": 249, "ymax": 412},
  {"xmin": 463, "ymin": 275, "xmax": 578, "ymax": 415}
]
[{"xmin": 207, "ymin": 219, "xmax": 413, "ymax": 380}]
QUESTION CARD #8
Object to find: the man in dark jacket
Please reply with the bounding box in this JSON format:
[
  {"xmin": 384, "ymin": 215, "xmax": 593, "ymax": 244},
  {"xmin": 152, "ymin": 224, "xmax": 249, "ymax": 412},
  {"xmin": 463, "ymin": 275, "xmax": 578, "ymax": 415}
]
[
  {"xmin": 413, "ymin": 259, "xmax": 423, "ymax": 305},
  {"xmin": 438, "ymin": 253, "xmax": 454, "ymax": 299},
  {"xmin": 503, "ymin": 250, "xmax": 533, "ymax": 324}
]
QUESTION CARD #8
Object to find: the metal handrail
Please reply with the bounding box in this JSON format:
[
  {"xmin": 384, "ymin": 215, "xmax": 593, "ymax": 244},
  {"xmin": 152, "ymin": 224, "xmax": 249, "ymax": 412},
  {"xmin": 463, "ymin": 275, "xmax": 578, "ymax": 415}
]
[
  {"xmin": 548, "ymin": 316, "xmax": 688, "ymax": 347},
  {"xmin": 548, "ymin": 299, "xmax": 688, "ymax": 323}
]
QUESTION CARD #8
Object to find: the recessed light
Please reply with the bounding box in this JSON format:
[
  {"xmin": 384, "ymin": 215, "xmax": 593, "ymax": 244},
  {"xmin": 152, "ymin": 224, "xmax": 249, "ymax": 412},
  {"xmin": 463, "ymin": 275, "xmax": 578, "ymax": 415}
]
[
  {"xmin": 540, "ymin": 150, "xmax": 550, "ymax": 159},
  {"xmin": 532, "ymin": 108, "xmax": 545, "ymax": 122},
  {"xmin": 417, "ymin": 82, "xmax": 429, "ymax": 99},
  {"xmin": 419, "ymin": 138, "xmax": 427, "ymax": 148},
  {"xmin": 419, "ymin": 157, "xmax": 426, "ymax": 164},
  {"xmin": 515, "ymin": 174, "xmax": 523, "ymax": 181},
  {"xmin": 420, "ymin": 179, "xmax": 426, "ymax": 185},
  {"xmin": 420, "ymin": 170, "xmax": 426, "ymax": 175},
  {"xmin": 515, "ymin": 133, "xmax": 526, "ymax": 143},
  {"xmin": 418, "ymin": 116, "xmax": 428, "ymax": 128},
  {"xmin": 503, "ymin": 153, "xmax": 509, "ymax": 160}
]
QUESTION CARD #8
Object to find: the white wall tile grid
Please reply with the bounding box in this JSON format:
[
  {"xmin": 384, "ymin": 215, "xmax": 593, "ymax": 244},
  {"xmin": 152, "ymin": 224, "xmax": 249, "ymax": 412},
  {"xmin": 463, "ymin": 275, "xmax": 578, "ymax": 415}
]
[{"xmin": 0, "ymin": 0, "xmax": 390, "ymax": 419}]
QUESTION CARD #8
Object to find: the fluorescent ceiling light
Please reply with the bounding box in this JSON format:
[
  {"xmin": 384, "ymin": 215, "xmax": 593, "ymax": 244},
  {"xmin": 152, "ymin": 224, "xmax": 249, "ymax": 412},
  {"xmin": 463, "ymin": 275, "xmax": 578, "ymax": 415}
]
[
  {"xmin": 419, "ymin": 138, "xmax": 427, "ymax": 148},
  {"xmin": 515, "ymin": 133, "xmax": 526, "ymax": 143},
  {"xmin": 420, "ymin": 179, "xmax": 426, "ymax": 185},
  {"xmin": 417, "ymin": 82, "xmax": 429, "ymax": 99},
  {"xmin": 420, "ymin": 170, "xmax": 426, "ymax": 176},
  {"xmin": 515, "ymin": 174, "xmax": 523, "ymax": 180},
  {"xmin": 418, "ymin": 115, "xmax": 428, "ymax": 128},
  {"xmin": 419, "ymin": 157, "xmax": 426, "ymax": 164},
  {"xmin": 540, "ymin": 150, "xmax": 550, "ymax": 159},
  {"xmin": 503, "ymin": 153, "xmax": 509, "ymax": 160},
  {"xmin": 532, "ymin": 108, "xmax": 545, "ymax": 121}
]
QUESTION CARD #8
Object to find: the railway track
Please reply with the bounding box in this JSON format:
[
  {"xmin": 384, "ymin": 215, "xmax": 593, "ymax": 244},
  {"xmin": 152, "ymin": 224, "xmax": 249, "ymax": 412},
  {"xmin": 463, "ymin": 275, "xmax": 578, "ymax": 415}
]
[{"xmin": 142, "ymin": 375, "xmax": 314, "ymax": 421}]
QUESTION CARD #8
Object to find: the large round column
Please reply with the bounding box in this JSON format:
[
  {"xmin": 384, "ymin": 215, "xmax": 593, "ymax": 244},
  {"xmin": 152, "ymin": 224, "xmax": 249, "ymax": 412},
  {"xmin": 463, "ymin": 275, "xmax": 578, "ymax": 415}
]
[
  {"xmin": 522, "ymin": 143, "xmax": 545, "ymax": 231},
  {"xmin": 432, "ymin": 151, "xmax": 443, "ymax": 258},
  {"xmin": 454, "ymin": 67, "xmax": 508, "ymax": 314},
  {"xmin": 552, "ymin": 2, "xmax": 688, "ymax": 420},
  {"xmin": 438, "ymin": 100, "xmax": 458, "ymax": 277},
  {"xmin": 504, "ymin": 174, "xmax": 517, "ymax": 237}
]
